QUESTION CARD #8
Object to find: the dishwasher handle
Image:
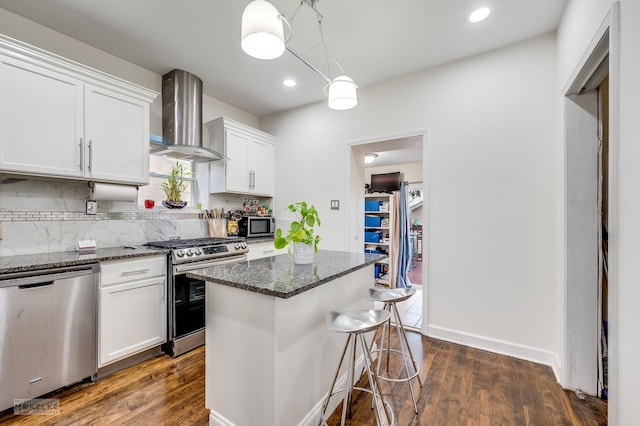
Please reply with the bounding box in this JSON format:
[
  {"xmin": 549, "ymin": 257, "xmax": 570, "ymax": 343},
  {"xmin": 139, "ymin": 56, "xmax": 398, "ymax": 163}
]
[{"xmin": 18, "ymin": 281, "xmax": 54, "ymax": 290}]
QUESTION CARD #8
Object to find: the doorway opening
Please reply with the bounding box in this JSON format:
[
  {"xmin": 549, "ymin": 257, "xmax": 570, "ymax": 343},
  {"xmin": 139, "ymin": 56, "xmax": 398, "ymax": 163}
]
[{"xmin": 349, "ymin": 132, "xmax": 427, "ymax": 332}]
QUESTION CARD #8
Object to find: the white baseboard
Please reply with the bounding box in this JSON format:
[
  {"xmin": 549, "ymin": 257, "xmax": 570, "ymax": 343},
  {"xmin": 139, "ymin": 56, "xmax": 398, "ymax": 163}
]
[
  {"xmin": 427, "ymin": 324, "xmax": 561, "ymax": 381},
  {"xmin": 209, "ymin": 409, "xmax": 236, "ymax": 426}
]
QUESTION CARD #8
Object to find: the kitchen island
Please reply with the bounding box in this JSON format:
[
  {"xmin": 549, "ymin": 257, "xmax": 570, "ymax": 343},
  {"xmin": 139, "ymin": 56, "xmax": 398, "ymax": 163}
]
[{"xmin": 187, "ymin": 250, "xmax": 383, "ymax": 426}]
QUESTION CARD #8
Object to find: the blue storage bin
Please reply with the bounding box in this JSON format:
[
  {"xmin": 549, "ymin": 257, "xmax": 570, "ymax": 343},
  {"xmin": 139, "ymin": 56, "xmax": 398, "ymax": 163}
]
[
  {"xmin": 365, "ymin": 215, "xmax": 382, "ymax": 227},
  {"xmin": 374, "ymin": 264, "xmax": 381, "ymax": 278},
  {"xmin": 364, "ymin": 231, "xmax": 382, "ymax": 243},
  {"xmin": 365, "ymin": 200, "xmax": 381, "ymax": 212}
]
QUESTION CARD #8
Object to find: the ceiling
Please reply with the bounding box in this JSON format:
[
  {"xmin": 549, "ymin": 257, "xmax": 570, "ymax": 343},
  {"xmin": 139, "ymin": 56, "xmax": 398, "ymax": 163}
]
[
  {"xmin": 0, "ymin": 0, "xmax": 567, "ymax": 118},
  {"xmin": 357, "ymin": 135, "xmax": 424, "ymax": 168}
]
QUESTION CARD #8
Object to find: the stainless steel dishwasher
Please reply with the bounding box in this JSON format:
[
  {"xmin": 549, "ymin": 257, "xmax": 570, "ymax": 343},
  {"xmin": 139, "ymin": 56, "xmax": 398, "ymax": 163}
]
[{"xmin": 0, "ymin": 263, "xmax": 99, "ymax": 412}]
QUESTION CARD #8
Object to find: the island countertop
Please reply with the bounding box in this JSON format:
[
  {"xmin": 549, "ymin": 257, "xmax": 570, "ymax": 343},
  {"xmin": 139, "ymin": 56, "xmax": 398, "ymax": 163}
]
[{"xmin": 187, "ymin": 250, "xmax": 384, "ymax": 299}]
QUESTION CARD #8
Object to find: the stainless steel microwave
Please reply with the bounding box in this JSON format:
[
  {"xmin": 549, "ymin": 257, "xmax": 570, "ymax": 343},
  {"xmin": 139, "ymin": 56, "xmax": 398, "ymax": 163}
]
[{"xmin": 238, "ymin": 216, "xmax": 275, "ymax": 238}]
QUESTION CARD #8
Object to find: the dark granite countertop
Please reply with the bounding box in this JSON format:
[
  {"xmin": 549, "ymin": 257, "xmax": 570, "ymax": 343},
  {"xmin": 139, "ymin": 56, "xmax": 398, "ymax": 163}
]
[
  {"xmin": 0, "ymin": 246, "xmax": 169, "ymax": 274},
  {"xmin": 187, "ymin": 250, "xmax": 384, "ymax": 299}
]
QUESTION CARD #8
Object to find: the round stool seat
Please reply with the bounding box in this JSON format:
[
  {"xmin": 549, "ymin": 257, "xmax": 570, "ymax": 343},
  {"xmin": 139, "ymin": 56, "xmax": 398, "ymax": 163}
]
[
  {"xmin": 326, "ymin": 309, "xmax": 390, "ymax": 334},
  {"xmin": 367, "ymin": 287, "xmax": 416, "ymax": 304}
]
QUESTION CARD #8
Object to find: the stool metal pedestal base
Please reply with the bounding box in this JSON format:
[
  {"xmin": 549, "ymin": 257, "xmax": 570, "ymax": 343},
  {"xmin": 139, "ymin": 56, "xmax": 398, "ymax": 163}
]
[
  {"xmin": 368, "ymin": 288, "xmax": 423, "ymax": 414},
  {"xmin": 320, "ymin": 310, "xmax": 395, "ymax": 426}
]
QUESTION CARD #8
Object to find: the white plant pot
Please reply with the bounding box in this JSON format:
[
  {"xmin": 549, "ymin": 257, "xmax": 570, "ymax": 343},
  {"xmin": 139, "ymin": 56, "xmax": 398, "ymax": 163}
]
[{"xmin": 292, "ymin": 243, "xmax": 314, "ymax": 264}]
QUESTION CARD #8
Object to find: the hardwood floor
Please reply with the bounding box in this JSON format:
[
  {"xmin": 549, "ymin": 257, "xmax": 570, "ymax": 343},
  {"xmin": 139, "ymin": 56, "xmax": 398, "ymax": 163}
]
[
  {"xmin": 0, "ymin": 335, "xmax": 607, "ymax": 425},
  {"xmin": 326, "ymin": 333, "xmax": 608, "ymax": 425},
  {"xmin": 0, "ymin": 347, "xmax": 209, "ymax": 425}
]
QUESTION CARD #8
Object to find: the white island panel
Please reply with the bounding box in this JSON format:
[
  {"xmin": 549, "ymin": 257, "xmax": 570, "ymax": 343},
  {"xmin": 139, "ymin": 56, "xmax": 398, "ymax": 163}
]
[{"xmin": 203, "ymin": 256, "xmax": 375, "ymax": 426}]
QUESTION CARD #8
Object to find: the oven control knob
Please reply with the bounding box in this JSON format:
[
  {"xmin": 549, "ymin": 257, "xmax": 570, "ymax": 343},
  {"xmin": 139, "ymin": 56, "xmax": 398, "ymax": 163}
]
[
  {"xmin": 186, "ymin": 249, "xmax": 193, "ymax": 256},
  {"xmin": 241, "ymin": 242, "xmax": 247, "ymax": 249},
  {"xmin": 176, "ymin": 249, "xmax": 185, "ymax": 257},
  {"xmin": 195, "ymin": 248, "xmax": 203, "ymax": 255},
  {"xmin": 234, "ymin": 243, "xmax": 241, "ymax": 250}
]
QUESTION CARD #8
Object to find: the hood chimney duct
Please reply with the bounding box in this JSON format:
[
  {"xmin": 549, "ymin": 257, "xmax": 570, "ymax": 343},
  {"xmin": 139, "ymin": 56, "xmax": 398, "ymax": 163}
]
[
  {"xmin": 150, "ymin": 69, "xmax": 227, "ymax": 163},
  {"xmin": 163, "ymin": 69, "xmax": 203, "ymax": 149}
]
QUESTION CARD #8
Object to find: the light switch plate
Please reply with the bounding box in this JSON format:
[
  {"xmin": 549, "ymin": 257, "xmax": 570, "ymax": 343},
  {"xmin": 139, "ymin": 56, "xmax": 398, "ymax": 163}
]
[
  {"xmin": 86, "ymin": 200, "xmax": 97, "ymax": 215},
  {"xmin": 330, "ymin": 200, "xmax": 340, "ymax": 210}
]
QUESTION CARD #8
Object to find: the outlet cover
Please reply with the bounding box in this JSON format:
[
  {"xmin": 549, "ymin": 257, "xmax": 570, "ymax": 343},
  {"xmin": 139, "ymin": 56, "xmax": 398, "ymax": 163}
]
[
  {"xmin": 86, "ymin": 200, "xmax": 97, "ymax": 215},
  {"xmin": 330, "ymin": 200, "xmax": 340, "ymax": 210}
]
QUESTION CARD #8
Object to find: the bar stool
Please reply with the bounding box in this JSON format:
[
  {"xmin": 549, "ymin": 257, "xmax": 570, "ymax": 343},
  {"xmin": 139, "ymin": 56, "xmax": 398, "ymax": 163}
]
[
  {"xmin": 319, "ymin": 309, "xmax": 395, "ymax": 426},
  {"xmin": 367, "ymin": 287, "xmax": 423, "ymax": 414}
]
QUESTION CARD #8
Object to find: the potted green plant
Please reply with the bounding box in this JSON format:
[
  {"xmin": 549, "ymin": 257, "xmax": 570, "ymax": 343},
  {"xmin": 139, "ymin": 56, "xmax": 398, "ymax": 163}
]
[
  {"xmin": 273, "ymin": 201, "xmax": 321, "ymax": 264},
  {"xmin": 161, "ymin": 161, "xmax": 189, "ymax": 209}
]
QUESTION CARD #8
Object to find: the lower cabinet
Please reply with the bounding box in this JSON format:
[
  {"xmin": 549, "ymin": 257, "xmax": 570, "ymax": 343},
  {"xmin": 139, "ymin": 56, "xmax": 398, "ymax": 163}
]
[
  {"xmin": 247, "ymin": 241, "xmax": 286, "ymax": 261},
  {"xmin": 99, "ymin": 255, "xmax": 167, "ymax": 367}
]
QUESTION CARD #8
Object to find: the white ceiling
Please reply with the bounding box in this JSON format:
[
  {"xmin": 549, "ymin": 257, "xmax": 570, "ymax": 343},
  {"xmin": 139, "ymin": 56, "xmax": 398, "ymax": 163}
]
[
  {"xmin": 356, "ymin": 135, "xmax": 424, "ymax": 168},
  {"xmin": 0, "ymin": 0, "xmax": 567, "ymax": 118}
]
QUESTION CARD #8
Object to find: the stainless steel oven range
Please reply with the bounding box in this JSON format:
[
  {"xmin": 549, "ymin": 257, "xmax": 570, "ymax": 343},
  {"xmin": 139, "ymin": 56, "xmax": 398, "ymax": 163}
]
[{"xmin": 145, "ymin": 237, "xmax": 248, "ymax": 357}]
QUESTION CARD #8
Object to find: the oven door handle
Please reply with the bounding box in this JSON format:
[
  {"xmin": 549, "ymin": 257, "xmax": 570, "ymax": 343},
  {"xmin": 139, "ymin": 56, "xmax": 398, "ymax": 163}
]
[{"xmin": 173, "ymin": 255, "xmax": 247, "ymax": 274}]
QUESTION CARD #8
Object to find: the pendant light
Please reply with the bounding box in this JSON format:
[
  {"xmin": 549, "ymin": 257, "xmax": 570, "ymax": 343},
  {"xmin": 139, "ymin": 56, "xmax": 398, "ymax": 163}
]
[
  {"xmin": 240, "ymin": 0, "xmax": 358, "ymax": 110},
  {"xmin": 328, "ymin": 76, "xmax": 358, "ymax": 110},
  {"xmin": 241, "ymin": 0, "xmax": 288, "ymax": 60}
]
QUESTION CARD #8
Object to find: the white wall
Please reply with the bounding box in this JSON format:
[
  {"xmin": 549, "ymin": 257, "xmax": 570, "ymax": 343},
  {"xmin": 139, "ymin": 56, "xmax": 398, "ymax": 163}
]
[
  {"xmin": 262, "ymin": 33, "xmax": 559, "ymax": 367},
  {"xmin": 559, "ymin": 0, "xmax": 640, "ymax": 423}
]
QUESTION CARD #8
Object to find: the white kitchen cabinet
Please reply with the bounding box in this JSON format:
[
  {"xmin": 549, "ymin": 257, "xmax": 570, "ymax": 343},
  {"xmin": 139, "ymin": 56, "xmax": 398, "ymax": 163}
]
[
  {"xmin": 0, "ymin": 35, "xmax": 157, "ymax": 185},
  {"xmin": 206, "ymin": 117, "xmax": 275, "ymax": 196},
  {"xmin": 84, "ymin": 84, "xmax": 150, "ymax": 183},
  {"xmin": 0, "ymin": 53, "xmax": 85, "ymax": 178},
  {"xmin": 247, "ymin": 241, "xmax": 287, "ymax": 260},
  {"xmin": 99, "ymin": 255, "xmax": 167, "ymax": 367}
]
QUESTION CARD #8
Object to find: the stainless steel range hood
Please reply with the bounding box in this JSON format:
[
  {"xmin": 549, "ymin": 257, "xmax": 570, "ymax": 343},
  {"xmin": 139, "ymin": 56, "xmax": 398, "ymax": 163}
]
[{"xmin": 150, "ymin": 69, "xmax": 227, "ymax": 163}]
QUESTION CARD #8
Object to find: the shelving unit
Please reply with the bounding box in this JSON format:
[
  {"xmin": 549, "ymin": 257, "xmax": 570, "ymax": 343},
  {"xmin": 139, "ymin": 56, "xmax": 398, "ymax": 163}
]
[{"xmin": 364, "ymin": 193, "xmax": 393, "ymax": 285}]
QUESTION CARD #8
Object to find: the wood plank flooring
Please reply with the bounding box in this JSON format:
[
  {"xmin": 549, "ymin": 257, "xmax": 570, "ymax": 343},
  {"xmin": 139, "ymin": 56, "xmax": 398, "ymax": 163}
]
[
  {"xmin": 0, "ymin": 347, "xmax": 209, "ymax": 425},
  {"xmin": 0, "ymin": 334, "xmax": 606, "ymax": 425}
]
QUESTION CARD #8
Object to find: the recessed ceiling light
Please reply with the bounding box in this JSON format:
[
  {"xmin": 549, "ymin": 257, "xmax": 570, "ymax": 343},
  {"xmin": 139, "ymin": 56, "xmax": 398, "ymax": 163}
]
[
  {"xmin": 469, "ymin": 7, "xmax": 490, "ymax": 23},
  {"xmin": 283, "ymin": 79, "xmax": 296, "ymax": 87}
]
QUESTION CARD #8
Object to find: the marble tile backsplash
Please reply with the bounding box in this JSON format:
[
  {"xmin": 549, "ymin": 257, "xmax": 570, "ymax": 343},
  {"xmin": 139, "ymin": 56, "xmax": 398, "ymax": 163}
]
[{"xmin": 0, "ymin": 178, "xmax": 208, "ymax": 256}]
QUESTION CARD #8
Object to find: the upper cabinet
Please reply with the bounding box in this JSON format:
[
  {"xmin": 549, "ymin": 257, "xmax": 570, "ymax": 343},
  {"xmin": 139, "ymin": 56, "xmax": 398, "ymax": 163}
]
[
  {"xmin": 206, "ymin": 117, "xmax": 275, "ymax": 196},
  {"xmin": 84, "ymin": 84, "xmax": 150, "ymax": 183},
  {"xmin": 0, "ymin": 35, "xmax": 157, "ymax": 185}
]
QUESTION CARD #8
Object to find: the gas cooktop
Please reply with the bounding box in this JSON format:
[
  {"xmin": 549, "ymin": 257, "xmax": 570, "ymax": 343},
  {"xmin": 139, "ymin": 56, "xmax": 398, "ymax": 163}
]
[
  {"xmin": 145, "ymin": 237, "xmax": 248, "ymax": 263},
  {"xmin": 145, "ymin": 237, "xmax": 244, "ymax": 249}
]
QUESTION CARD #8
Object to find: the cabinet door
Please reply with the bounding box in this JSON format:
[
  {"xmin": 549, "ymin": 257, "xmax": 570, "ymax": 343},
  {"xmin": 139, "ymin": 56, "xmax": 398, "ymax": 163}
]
[
  {"xmin": 99, "ymin": 276, "xmax": 166, "ymax": 367},
  {"xmin": 247, "ymin": 242, "xmax": 286, "ymax": 260},
  {"xmin": 250, "ymin": 137, "xmax": 274, "ymax": 196},
  {"xmin": 85, "ymin": 84, "xmax": 150, "ymax": 185},
  {"xmin": 224, "ymin": 128, "xmax": 251, "ymax": 193},
  {"xmin": 0, "ymin": 54, "xmax": 84, "ymax": 177}
]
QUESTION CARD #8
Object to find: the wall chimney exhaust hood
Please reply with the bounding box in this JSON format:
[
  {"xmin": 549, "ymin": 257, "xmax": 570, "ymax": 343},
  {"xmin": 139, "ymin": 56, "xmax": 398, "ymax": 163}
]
[{"xmin": 150, "ymin": 69, "xmax": 228, "ymax": 163}]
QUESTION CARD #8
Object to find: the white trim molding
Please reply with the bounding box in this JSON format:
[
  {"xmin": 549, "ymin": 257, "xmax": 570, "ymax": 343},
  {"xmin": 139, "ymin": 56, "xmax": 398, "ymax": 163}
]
[{"xmin": 427, "ymin": 325, "xmax": 561, "ymax": 381}]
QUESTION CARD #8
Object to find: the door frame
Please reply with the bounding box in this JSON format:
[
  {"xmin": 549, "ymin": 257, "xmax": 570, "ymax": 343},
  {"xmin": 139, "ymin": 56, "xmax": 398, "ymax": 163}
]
[
  {"xmin": 562, "ymin": 1, "xmax": 619, "ymax": 406},
  {"xmin": 347, "ymin": 129, "xmax": 430, "ymax": 335}
]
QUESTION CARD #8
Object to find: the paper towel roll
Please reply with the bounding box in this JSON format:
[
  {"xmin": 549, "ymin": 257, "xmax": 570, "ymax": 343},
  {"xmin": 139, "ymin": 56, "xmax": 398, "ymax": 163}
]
[{"xmin": 90, "ymin": 182, "xmax": 138, "ymax": 201}]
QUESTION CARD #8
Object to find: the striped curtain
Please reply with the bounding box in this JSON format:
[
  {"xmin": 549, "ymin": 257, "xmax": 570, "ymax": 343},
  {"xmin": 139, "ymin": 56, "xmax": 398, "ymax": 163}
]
[{"xmin": 390, "ymin": 181, "xmax": 412, "ymax": 288}]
